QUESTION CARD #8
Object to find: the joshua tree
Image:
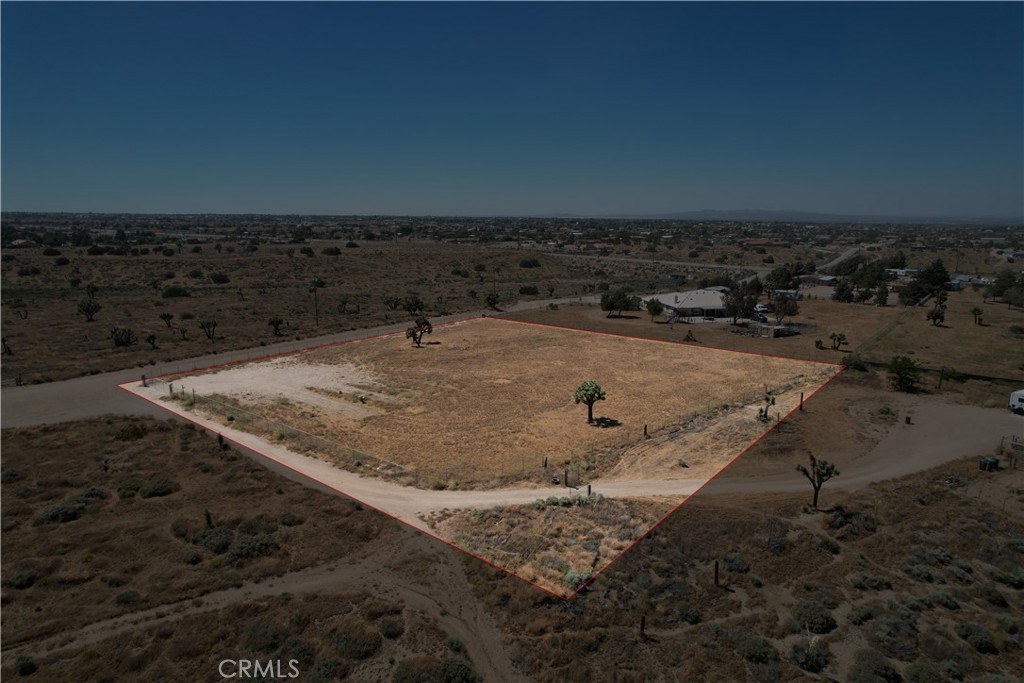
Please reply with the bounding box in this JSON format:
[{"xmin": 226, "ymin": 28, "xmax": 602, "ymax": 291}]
[
  {"xmin": 405, "ymin": 317, "xmax": 432, "ymax": 348},
  {"xmin": 1, "ymin": 337, "xmax": 12, "ymax": 355},
  {"xmin": 145, "ymin": 333, "xmax": 158, "ymax": 350},
  {"xmin": 268, "ymin": 317, "xmax": 285, "ymax": 336},
  {"xmin": 199, "ymin": 320, "xmax": 218, "ymax": 342},
  {"xmin": 796, "ymin": 454, "xmax": 840, "ymax": 510},
  {"xmin": 77, "ymin": 299, "xmax": 102, "ymax": 322},
  {"xmin": 485, "ymin": 291, "xmax": 500, "ymax": 309},
  {"xmin": 402, "ymin": 294, "xmax": 426, "ymax": 317},
  {"xmin": 829, "ymin": 332, "xmax": 847, "ymax": 351},
  {"xmin": 159, "ymin": 312, "xmax": 174, "ymax": 328},
  {"xmin": 85, "ymin": 283, "xmax": 99, "ymax": 300},
  {"xmin": 756, "ymin": 390, "xmax": 776, "ymax": 423},
  {"xmin": 969, "ymin": 307, "xmax": 983, "ymax": 325},
  {"xmin": 573, "ymin": 380, "xmax": 606, "ymax": 424}
]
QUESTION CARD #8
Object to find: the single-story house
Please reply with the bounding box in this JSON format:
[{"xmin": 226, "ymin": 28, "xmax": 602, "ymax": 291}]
[{"xmin": 651, "ymin": 288, "xmax": 729, "ymax": 318}]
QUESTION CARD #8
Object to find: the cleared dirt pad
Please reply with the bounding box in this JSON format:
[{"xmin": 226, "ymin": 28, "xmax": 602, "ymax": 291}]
[{"xmin": 176, "ymin": 318, "xmax": 838, "ymax": 487}]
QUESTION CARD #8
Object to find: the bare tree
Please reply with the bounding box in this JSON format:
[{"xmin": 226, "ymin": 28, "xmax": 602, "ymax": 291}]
[
  {"xmin": 145, "ymin": 333, "xmax": 159, "ymax": 350},
  {"xmin": 159, "ymin": 312, "xmax": 174, "ymax": 328},
  {"xmin": 268, "ymin": 317, "xmax": 285, "ymax": 336}
]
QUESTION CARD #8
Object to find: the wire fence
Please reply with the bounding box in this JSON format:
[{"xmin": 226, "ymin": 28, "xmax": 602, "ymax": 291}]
[
  {"xmin": 145, "ymin": 376, "xmax": 766, "ymax": 490},
  {"xmin": 154, "ymin": 377, "xmax": 407, "ymax": 480}
]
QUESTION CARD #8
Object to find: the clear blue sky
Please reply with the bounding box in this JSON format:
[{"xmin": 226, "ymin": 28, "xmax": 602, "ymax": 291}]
[{"xmin": 2, "ymin": 2, "xmax": 1022, "ymax": 218}]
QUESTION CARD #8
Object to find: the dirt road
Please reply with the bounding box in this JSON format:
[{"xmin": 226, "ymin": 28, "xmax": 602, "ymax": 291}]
[{"xmin": 120, "ymin": 379, "xmax": 1022, "ymax": 528}]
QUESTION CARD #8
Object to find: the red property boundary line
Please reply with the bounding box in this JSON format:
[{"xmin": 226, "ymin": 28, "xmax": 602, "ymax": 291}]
[{"xmin": 116, "ymin": 315, "xmax": 845, "ymax": 600}]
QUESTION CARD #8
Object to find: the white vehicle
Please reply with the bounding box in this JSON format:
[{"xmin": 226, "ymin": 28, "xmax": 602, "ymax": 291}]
[{"xmin": 1010, "ymin": 389, "xmax": 1024, "ymax": 415}]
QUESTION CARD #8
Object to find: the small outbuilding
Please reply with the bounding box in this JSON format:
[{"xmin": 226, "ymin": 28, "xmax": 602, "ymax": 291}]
[{"xmin": 1009, "ymin": 389, "xmax": 1024, "ymax": 415}]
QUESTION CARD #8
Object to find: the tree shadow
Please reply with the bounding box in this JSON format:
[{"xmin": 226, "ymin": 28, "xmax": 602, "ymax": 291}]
[
  {"xmin": 591, "ymin": 417, "xmax": 622, "ymax": 428},
  {"xmin": 424, "ymin": 341, "xmax": 442, "ymax": 345},
  {"xmin": 605, "ymin": 314, "xmax": 641, "ymax": 319}
]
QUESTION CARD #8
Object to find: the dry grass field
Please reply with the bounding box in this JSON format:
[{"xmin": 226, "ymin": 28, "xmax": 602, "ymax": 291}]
[
  {"xmin": 862, "ymin": 286, "xmax": 1024, "ymax": 380},
  {"xmin": 1, "ymin": 241, "xmax": 707, "ymax": 384},
  {"xmin": 170, "ymin": 317, "xmax": 838, "ymax": 488}
]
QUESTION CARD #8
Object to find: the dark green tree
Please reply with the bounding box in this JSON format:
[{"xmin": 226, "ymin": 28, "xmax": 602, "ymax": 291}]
[
  {"xmin": 573, "ymin": 380, "xmax": 606, "ymax": 423},
  {"xmin": 645, "ymin": 298, "xmax": 665, "ymax": 321},
  {"xmin": 888, "ymin": 355, "xmax": 922, "ymax": 392},
  {"xmin": 600, "ymin": 288, "xmax": 640, "ymax": 317}
]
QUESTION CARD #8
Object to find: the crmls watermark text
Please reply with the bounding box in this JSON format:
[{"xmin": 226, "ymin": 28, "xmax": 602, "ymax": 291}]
[{"xmin": 219, "ymin": 659, "xmax": 300, "ymax": 679}]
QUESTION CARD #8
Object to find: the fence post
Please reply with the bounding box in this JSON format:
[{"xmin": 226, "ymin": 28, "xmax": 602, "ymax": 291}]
[{"xmin": 168, "ymin": 383, "xmax": 173, "ymax": 396}]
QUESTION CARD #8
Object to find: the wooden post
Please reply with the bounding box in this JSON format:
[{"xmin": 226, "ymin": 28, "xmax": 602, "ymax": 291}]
[
  {"xmin": 141, "ymin": 374, "xmax": 147, "ymax": 387},
  {"xmin": 587, "ymin": 484, "xmax": 592, "ymax": 497},
  {"xmin": 799, "ymin": 391, "xmax": 803, "ymax": 411},
  {"xmin": 564, "ymin": 469, "xmax": 569, "ymax": 488},
  {"xmin": 639, "ymin": 614, "xmax": 646, "ymax": 637},
  {"xmin": 543, "ymin": 456, "xmax": 548, "ymax": 469},
  {"xmin": 168, "ymin": 383, "xmax": 173, "ymax": 395},
  {"xmin": 643, "ymin": 424, "xmax": 649, "ymax": 438}
]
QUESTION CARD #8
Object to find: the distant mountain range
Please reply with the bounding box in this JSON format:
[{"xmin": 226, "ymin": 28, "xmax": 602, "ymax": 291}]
[{"xmin": 587, "ymin": 209, "xmax": 1021, "ymax": 225}]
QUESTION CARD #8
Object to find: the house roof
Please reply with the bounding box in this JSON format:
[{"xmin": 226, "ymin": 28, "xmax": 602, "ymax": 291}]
[{"xmin": 650, "ymin": 288, "xmax": 727, "ymax": 311}]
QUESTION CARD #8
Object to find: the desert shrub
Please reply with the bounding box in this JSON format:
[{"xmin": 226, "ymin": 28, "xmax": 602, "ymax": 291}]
[
  {"xmin": 114, "ymin": 423, "xmax": 148, "ymax": 441},
  {"xmin": 139, "ymin": 478, "xmax": 179, "ymax": 498},
  {"xmin": 36, "ymin": 487, "xmax": 107, "ymax": 524},
  {"xmin": 8, "ymin": 570, "xmax": 38, "ymax": 590},
  {"xmin": 904, "ymin": 661, "xmax": 943, "ymax": 683},
  {"xmin": 563, "ymin": 570, "xmax": 591, "ymax": 590},
  {"xmin": 210, "ymin": 272, "xmax": 231, "ymax": 284},
  {"xmin": 850, "ymin": 573, "xmax": 892, "ymax": 591},
  {"xmin": 55, "ymin": 257, "xmax": 70, "ymax": 266},
  {"xmin": 519, "ymin": 258, "xmax": 541, "ymax": 268},
  {"xmin": 321, "ymin": 247, "xmax": 341, "ymax": 256},
  {"xmin": 161, "ymin": 285, "xmax": 190, "ymax": 298},
  {"xmin": 846, "ymin": 649, "xmax": 901, "ymax": 683},
  {"xmin": 0, "ymin": 469, "xmax": 24, "ymax": 483},
  {"xmin": 305, "ymin": 658, "xmax": 349, "ymax": 683},
  {"xmin": 13, "ymin": 656, "xmax": 37, "ymax": 676},
  {"xmin": 723, "ymin": 554, "xmax": 749, "ymax": 573},
  {"xmin": 991, "ymin": 566, "xmax": 1024, "ymax": 589},
  {"xmin": 792, "ymin": 601, "xmax": 837, "ymax": 634},
  {"xmin": 244, "ymin": 619, "xmax": 284, "ymax": 653},
  {"xmin": 183, "ymin": 551, "xmax": 202, "ymax": 565},
  {"xmin": 438, "ymin": 658, "xmax": 480, "ymax": 683},
  {"xmin": 973, "ymin": 584, "xmax": 1008, "ymax": 608},
  {"xmin": 677, "ymin": 601, "xmax": 701, "ymax": 624},
  {"xmin": 735, "ymin": 633, "xmax": 779, "ymax": 663},
  {"xmin": 444, "ymin": 636, "xmax": 464, "ymax": 653},
  {"xmin": 872, "ymin": 615, "xmax": 919, "ymax": 661},
  {"xmin": 841, "ymin": 353, "xmax": 869, "ymax": 371},
  {"xmin": 379, "ymin": 617, "xmax": 405, "ymax": 639},
  {"xmin": 791, "ymin": 641, "xmax": 831, "ymax": 673},
  {"xmin": 518, "ymin": 285, "xmax": 539, "ymax": 295},
  {"xmin": 331, "ymin": 617, "xmax": 382, "ymax": 659},
  {"xmin": 226, "ymin": 533, "xmax": 277, "ymax": 565},
  {"xmin": 280, "ymin": 636, "xmax": 316, "ymax": 667},
  {"xmin": 237, "ymin": 515, "xmax": 277, "ymax": 536},
  {"xmin": 955, "ymin": 623, "xmax": 997, "ymax": 654},
  {"xmin": 17, "ymin": 266, "xmax": 41, "ymax": 276},
  {"xmin": 345, "ymin": 241, "xmax": 359, "ymax": 248},
  {"xmin": 43, "ymin": 247, "xmax": 61, "ymax": 256},
  {"xmin": 187, "ymin": 269, "xmax": 203, "ymax": 279},
  {"xmin": 115, "ymin": 590, "xmax": 141, "ymax": 605},
  {"xmin": 279, "ymin": 512, "xmax": 303, "ymax": 527},
  {"xmin": 193, "ymin": 526, "xmax": 233, "ymax": 554},
  {"xmin": 929, "ymin": 591, "xmax": 959, "ymax": 610},
  {"xmin": 393, "ymin": 657, "xmax": 440, "ymax": 683},
  {"xmin": 901, "ymin": 561, "xmax": 941, "ymax": 583}
]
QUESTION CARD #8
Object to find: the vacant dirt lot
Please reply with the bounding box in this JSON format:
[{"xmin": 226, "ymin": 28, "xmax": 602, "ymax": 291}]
[{"xmin": 173, "ymin": 318, "xmax": 838, "ymax": 487}]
